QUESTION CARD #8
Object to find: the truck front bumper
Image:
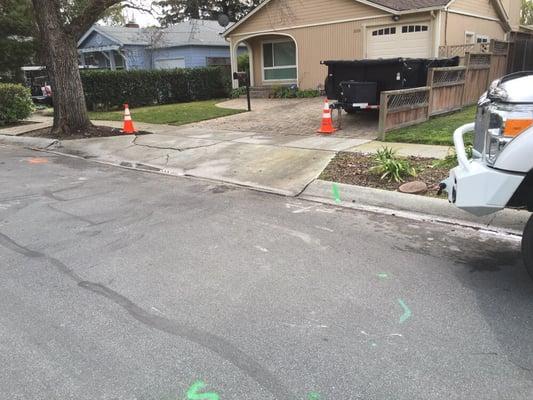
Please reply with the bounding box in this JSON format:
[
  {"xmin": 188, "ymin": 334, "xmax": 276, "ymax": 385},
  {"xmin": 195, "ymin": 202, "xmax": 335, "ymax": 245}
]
[{"xmin": 442, "ymin": 123, "xmax": 525, "ymax": 216}]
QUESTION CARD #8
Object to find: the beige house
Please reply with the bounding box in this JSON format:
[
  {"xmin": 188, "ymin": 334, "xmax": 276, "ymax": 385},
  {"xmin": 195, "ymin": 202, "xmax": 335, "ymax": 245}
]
[{"xmin": 224, "ymin": 0, "xmax": 521, "ymax": 90}]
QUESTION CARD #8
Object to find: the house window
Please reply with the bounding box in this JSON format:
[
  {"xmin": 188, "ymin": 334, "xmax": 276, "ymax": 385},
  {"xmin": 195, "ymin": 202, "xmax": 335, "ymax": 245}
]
[
  {"xmin": 476, "ymin": 35, "xmax": 489, "ymax": 43},
  {"xmin": 262, "ymin": 40, "xmax": 297, "ymax": 81},
  {"xmin": 402, "ymin": 25, "xmax": 429, "ymax": 33},
  {"xmin": 372, "ymin": 27, "xmax": 397, "ymax": 36},
  {"xmin": 465, "ymin": 32, "xmax": 475, "ymax": 44},
  {"xmin": 206, "ymin": 57, "xmax": 231, "ymax": 66}
]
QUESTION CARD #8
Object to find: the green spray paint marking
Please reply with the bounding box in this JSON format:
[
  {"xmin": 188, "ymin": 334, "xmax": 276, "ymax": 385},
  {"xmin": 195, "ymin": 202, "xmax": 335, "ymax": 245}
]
[
  {"xmin": 398, "ymin": 299, "xmax": 412, "ymax": 324},
  {"xmin": 308, "ymin": 392, "xmax": 321, "ymax": 400},
  {"xmin": 186, "ymin": 381, "xmax": 219, "ymax": 400},
  {"xmin": 332, "ymin": 184, "xmax": 341, "ymax": 204},
  {"xmin": 377, "ymin": 273, "xmax": 389, "ymax": 279}
]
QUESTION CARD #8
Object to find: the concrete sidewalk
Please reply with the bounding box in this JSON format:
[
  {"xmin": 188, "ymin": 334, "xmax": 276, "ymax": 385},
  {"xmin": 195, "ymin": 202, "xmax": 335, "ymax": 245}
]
[
  {"xmin": 0, "ymin": 117, "xmax": 451, "ymax": 196},
  {"xmin": 1, "ymin": 119, "xmax": 525, "ymax": 233}
]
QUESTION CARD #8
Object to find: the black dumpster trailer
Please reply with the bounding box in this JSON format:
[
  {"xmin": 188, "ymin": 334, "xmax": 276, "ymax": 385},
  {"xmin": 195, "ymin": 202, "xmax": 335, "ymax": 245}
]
[{"xmin": 322, "ymin": 57, "xmax": 460, "ymax": 113}]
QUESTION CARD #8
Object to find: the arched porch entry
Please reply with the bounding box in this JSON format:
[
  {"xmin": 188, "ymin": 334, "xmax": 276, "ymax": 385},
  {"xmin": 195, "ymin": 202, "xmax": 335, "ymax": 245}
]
[{"xmin": 230, "ymin": 33, "xmax": 298, "ymax": 89}]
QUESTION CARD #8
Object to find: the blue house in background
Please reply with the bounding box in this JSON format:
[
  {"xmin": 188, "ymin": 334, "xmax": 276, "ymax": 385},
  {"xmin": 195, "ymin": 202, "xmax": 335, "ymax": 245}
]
[{"xmin": 77, "ymin": 20, "xmax": 239, "ymax": 70}]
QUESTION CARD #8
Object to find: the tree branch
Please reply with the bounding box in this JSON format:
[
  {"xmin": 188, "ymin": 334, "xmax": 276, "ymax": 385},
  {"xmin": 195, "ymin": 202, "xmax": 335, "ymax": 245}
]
[{"xmin": 66, "ymin": 0, "xmax": 123, "ymax": 39}]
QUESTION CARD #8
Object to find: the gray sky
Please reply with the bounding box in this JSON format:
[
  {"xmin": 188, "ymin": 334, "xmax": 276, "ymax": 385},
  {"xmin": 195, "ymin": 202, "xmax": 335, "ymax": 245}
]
[{"xmin": 124, "ymin": 1, "xmax": 161, "ymax": 27}]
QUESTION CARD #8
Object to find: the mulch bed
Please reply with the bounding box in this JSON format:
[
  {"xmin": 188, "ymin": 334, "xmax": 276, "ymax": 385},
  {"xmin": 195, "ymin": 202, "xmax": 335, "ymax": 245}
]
[
  {"xmin": 23, "ymin": 125, "xmax": 152, "ymax": 140},
  {"xmin": 319, "ymin": 152, "xmax": 450, "ymax": 197}
]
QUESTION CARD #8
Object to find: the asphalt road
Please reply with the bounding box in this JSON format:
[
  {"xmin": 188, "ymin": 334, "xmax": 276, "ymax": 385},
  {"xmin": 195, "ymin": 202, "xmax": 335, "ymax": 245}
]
[{"xmin": 1, "ymin": 144, "xmax": 532, "ymax": 400}]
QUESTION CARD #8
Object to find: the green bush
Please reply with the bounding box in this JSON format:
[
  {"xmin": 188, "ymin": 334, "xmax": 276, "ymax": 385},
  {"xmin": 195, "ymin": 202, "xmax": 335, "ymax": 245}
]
[
  {"xmin": 81, "ymin": 67, "xmax": 231, "ymax": 111},
  {"xmin": 271, "ymin": 85, "xmax": 320, "ymax": 99},
  {"xmin": 432, "ymin": 145, "xmax": 474, "ymax": 169},
  {"xmin": 230, "ymin": 87, "xmax": 247, "ymax": 99},
  {"xmin": 0, "ymin": 83, "xmax": 34, "ymax": 126},
  {"xmin": 370, "ymin": 147, "xmax": 417, "ymax": 183}
]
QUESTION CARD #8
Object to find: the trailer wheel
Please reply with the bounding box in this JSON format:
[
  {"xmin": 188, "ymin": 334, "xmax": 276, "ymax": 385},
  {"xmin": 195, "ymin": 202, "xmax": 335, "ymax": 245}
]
[{"xmin": 522, "ymin": 214, "xmax": 533, "ymax": 279}]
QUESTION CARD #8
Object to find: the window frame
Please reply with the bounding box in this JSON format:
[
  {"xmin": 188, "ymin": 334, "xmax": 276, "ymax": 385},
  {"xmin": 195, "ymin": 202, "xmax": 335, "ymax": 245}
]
[
  {"xmin": 261, "ymin": 39, "xmax": 297, "ymax": 82},
  {"xmin": 476, "ymin": 34, "xmax": 490, "ymax": 44},
  {"xmin": 464, "ymin": 31, "xmax": 475, "ymax": 44}
]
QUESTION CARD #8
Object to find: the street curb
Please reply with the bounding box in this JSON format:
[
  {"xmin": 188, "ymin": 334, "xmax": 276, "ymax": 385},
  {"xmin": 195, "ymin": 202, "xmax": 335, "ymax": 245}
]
[
  {"xmin": 300, "ymin": 180, "xmax": 529, "ymax": 236},
  {"xmin": 4, "ymin": 133, "xmax": 528, "ymax": 235},
  {"xmin": 0, "ymin": 134, "xmax": 58, "ymax": 149}
]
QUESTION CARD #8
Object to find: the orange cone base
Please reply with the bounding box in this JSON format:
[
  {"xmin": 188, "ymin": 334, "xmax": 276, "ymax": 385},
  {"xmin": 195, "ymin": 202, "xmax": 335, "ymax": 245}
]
[
  {"xmin": 317, "ymin": 127, "xmax": 336, "ymax": 134},
  {"xmin": 122, "ymin": 122, "xmax": 136, "ymax": 134}
]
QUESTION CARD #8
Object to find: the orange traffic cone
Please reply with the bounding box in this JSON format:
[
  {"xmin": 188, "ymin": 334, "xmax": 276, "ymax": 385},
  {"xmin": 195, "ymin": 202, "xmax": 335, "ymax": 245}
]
[
  {"xmin": 317, "ymin": 99, "xmax": 336, "ymax": 134},
  {"xmin": 122, "ymin": 103, "xmax": 136, "ymax": 134}
]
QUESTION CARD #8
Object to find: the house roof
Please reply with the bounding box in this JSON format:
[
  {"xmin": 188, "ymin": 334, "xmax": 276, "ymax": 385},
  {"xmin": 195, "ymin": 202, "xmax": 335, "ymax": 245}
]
[
  {"xmin": 224, "ymin": 0, "xmax": 510, "ymax": 36},
  {"xmin": 79, "ymin": 20, "xmax": 229, "ymax": 49},
  {"xmin": 363, "ymin": 0, "xmax": 449, "ymax": 11}
]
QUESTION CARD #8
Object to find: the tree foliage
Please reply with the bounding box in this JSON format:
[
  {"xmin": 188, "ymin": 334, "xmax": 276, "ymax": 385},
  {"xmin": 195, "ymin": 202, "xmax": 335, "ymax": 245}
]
[
  {"xmin": 0, "ymin": 0, "xmax": 36, "ymax": 81},
  {"xmin": 157, "ymin": 0, "xmax": 262, "ymax": 26},
  {"xmin": 522, "ymin": 0, "xmax": 533, "ymax": 25}
]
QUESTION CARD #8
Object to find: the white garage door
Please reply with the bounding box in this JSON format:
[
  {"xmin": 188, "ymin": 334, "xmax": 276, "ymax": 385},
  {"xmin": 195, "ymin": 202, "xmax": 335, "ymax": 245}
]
[
  {"xmin": 154, "ymin": 58, "xmax": 185, "ymax": 69},
  {"xmin": 366, "ymin": 23, "xmax": 432, "ymax": 59}
]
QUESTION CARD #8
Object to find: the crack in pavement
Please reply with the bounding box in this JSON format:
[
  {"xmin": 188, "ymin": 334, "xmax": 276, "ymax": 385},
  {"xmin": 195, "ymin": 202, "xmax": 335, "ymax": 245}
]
[
  {"xmin": 132, "ymin": 135, "xmax": 223, "ymax": 153},
  {"xmin": 0, "ymin": 231, "xmax": 293, "ymax": 400}
]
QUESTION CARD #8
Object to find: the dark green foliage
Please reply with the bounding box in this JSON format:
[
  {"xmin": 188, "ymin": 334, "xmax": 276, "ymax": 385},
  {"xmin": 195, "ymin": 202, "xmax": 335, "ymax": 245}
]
[
  {"xmin": 271, "ymin": 85, "xmax": 320, "ymax": 99},
  {"xmin": 0, "ymin": 83, "xmax": 34, "ymax": 125},
  {"xmin": 0, "ymin": 0, "xmax": 36, "ymax": 82},
  {"xmin": 157, "ymin": 0, "xmax": 262, "ymax": 26},
  {"xmin": 81, "ymin": 67, "xmax": 232, "ymax": 111},
  {"xmin": 370, "ymin": 147, "xmax": 417, "ymax": 183}
]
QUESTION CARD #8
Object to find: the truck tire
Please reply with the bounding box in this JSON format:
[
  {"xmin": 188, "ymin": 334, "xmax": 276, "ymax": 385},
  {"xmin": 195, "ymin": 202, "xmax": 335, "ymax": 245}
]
[{"xmin": 522, "ymin": 215, "xmax": 533, "ymax": 278}]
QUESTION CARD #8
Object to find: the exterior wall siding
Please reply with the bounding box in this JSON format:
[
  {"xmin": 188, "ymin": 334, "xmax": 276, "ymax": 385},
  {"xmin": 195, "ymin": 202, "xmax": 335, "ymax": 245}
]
[
  {"xmin": 244, "ymin": 12, "xmax": 435, "ymax": 89},
  {"xmin": 123, "ymin": 45, "xmax": 150, "ymax": 69},
  {"xmin": 80, "ymin": 31, "xmax": 117, "ymax": 48},
  {"xmin": 448, "ymin": 0, "xmax": 500, "ymax": 19},
  {"xmin": 440, "ymin": 11, "xmax": 506, "ymax": 45},
  {"xmin": 152, "ymin": 46, "xmax": 233, "ymax": 68},
  {"xmin": 229, "ymin": 0, "xmax": 384, "ymax": 36}
]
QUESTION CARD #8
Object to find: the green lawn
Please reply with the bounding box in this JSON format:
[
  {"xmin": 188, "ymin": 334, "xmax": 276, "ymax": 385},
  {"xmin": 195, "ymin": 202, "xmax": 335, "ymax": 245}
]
[
  {"xmin": 383, "ymin": 106, "xmax": 477, "ymax": 146},
  {"xmin": 89, "ymin": 100, "xmax": 244, "ymax": 125}
]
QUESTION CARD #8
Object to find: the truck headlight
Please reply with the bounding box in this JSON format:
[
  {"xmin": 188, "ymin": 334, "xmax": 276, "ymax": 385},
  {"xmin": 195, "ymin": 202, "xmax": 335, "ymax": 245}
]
[{"xmin": 483, "ymin": 105, "xmax": 533, "ymax": 165}]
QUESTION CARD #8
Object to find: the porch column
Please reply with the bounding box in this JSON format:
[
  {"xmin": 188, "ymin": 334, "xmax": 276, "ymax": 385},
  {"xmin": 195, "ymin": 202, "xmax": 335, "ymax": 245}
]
[
  {"xmin": 80, "ymin": 53, "xmax": 86, "ymax": 67},
  {"xmin": 229, "ymin": 37, "xmax": 239, "ymax": 89},
  {"xmin": 107, "ymin": 51, "xmax": 116, "ymax": 70}
]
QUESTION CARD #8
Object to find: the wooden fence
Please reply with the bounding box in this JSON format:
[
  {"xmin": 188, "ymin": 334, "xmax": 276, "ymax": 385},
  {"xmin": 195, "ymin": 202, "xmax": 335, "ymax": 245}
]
[
  {"xmin": 378, "ymin": 87, "xmax": 431, "ymax": 139},
  {"xmin": 378, "ymin": 40, "xmax": 510, "ymax": 137},
  {"xmin": 426, "ymin": 66, "xmax": 465, "ymax": 116}
]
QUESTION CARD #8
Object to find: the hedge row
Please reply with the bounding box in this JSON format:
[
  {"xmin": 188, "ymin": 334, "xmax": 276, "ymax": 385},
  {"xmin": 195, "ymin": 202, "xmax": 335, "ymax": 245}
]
[
  {"xmin": 0, "ymin": 83, "xmax": 34, "ymax": 126},
  {"xmin": 81, "ymin": 67, "xmax": 231, "ymax": 111}
]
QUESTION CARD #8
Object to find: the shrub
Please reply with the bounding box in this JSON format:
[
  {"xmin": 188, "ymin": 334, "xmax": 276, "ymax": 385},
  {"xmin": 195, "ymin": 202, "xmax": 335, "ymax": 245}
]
[
  {"xmin": 230, "ymin": 87, "xmax": 247, "ymax": 99},
  {"xmin": 271, "ymin": 85, "xmax": 320, "ymax": 99},
  {"xmin": 432, "ymin": 145, "xmax": 474, "ymax": 169},
  {"xmin": 370, "ymin": 147, "xmax": 417, "ymax": 183},
  {"xmin": 81, "ymin": 66, "xmax": 231, "ymax": 111},
  {"xmin": 237, "ymin": 53, "xmax": 250, "ymax": 72},
  {"xmin": 0, "ymin": 83, "xmax": 34, "ymax": 126}
]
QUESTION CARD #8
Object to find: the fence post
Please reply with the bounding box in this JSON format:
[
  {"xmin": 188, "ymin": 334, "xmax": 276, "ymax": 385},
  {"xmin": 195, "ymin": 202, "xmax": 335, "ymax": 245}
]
[
  {"xmin": 378, "ymin": 91, "xmax": 388, "ymax": 140},
  {"xmin": 427, "ymin": 68, "xmax": 435, "ymax": 115}
]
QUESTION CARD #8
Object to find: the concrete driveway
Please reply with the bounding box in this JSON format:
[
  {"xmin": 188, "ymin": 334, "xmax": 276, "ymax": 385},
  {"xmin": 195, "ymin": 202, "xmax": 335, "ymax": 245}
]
[{"xmin": 187, "ymin": 98, "xmax": 379, "ymax": 140}]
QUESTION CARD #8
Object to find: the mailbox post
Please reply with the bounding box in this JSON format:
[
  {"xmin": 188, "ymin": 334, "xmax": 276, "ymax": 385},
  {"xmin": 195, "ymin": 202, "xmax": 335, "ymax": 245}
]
[{"xmin": 233, "ymin": 72, "xmax": 251, "ymax": 112}]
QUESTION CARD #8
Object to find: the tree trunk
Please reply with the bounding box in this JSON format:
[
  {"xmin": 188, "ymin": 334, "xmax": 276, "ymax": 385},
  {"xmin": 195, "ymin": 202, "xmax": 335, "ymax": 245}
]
[{"xmin": 32, "ymin": 0, "xmax": 92, "ymax": 136}]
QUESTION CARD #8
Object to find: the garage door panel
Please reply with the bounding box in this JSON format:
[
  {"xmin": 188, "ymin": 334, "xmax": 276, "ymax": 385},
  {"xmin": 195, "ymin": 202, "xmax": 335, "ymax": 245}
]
[
  {"xmin": 154, "ymin": 58, "xmax": 186, "ymax": 69},
  {"xmin": 367, "ymin": 23, "xmax": 431, "ymax": 59}
]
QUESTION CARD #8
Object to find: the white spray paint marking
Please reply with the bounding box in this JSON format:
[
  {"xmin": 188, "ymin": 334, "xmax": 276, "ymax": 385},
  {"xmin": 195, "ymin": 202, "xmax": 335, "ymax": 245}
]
[
  {"xmin": 315, "ymin": 226, "xmax": 334, "ymax": 232},
  {"xmin": 255, "ymin": 245, "xmax": 269, "ymax": 253},
  {"xmin": 151, "ymin": 306, "xmax": 164, "ymax": 315}
]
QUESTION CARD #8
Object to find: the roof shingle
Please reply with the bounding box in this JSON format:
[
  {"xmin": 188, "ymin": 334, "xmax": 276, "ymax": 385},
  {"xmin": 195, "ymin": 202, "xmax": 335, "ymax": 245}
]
[{"xmin": 362, "ymin": 0, "xmax": 450, "ymax": 12}]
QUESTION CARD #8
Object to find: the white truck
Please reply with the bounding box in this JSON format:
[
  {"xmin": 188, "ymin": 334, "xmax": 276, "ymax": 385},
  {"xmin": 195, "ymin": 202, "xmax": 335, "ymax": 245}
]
[{"xmin": 441, "ymin": 71, "xmax": 533, "ymax": 276}]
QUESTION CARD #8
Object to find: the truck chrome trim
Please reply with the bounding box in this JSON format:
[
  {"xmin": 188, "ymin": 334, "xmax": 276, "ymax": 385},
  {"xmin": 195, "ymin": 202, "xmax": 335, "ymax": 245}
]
[{"xmin": 453, "ymin": 123, "xmax": 475, "ymax": 171}]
